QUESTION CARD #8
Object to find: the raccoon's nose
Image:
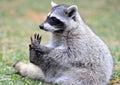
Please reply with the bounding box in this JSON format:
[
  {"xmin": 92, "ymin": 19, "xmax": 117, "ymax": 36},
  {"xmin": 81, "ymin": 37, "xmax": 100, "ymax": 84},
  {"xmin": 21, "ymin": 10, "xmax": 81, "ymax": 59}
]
[{"xmin": 39, "ymin": 24, "xmax": 44, "ymax": 29}]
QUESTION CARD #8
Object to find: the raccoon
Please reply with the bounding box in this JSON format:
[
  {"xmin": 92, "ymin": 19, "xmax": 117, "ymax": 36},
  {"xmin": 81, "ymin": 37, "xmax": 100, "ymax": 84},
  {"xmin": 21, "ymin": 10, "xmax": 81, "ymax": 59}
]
[{"xmin": 13, "ymin": 2, "xmax": 113, "ymax": 85}]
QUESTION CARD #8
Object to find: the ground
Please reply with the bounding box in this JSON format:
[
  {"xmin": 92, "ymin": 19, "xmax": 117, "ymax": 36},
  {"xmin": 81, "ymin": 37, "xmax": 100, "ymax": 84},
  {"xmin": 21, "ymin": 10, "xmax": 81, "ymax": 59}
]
[{"xmin": 0, "ymin": 0, "xmax": 120, "ymax": 85}]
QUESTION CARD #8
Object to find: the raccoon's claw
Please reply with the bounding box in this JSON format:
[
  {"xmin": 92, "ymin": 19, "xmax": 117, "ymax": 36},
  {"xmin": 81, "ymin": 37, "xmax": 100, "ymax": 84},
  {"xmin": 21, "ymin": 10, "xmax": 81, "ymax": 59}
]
[
  {"xmin": 37, "ymin": 34, "xmax": 42, "ymax": 44},
  {"xmin": 34, "ymin": 33, "xmax": 42, "ymax": 44}
]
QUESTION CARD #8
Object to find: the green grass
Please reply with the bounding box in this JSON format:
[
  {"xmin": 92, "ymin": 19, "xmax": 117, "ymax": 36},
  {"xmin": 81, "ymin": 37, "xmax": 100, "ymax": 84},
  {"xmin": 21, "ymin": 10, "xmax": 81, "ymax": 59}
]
[{"xmin": 0, "ymin": 0, "xmax": 120, "ymax": 85}]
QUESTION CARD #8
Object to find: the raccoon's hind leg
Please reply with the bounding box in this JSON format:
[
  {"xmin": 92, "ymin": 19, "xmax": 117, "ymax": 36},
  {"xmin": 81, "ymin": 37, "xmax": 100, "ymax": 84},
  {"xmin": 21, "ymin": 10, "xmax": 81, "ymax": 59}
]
[{"xmin": 13, "ymin": 61, "xmax": 45, "ymax": 80}]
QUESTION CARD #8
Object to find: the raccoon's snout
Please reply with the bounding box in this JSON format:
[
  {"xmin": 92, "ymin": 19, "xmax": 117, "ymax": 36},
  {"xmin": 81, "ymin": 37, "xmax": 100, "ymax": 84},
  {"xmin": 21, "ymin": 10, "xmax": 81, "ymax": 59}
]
[{"xmin": 39, "ymin": 24, "xmax": 44, "ymax": 29}]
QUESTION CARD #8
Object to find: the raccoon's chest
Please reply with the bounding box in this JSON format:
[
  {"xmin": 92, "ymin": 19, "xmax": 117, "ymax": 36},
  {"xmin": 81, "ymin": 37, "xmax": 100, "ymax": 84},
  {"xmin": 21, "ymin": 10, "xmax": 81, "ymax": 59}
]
[{"xmin": 46, "ymin": 38, "xmax": 64, "ymax": 48}]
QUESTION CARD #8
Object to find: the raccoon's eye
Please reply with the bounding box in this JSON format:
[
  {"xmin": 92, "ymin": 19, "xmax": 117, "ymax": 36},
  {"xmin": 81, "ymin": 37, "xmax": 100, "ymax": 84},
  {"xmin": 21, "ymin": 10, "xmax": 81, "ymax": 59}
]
[
  {"xmin": 50, "ymin": 17, "xmax": 62, "ymax": 25},
  {"xmin": 50, "ymin": 17, "xmax": 58, "ymax": 22}
]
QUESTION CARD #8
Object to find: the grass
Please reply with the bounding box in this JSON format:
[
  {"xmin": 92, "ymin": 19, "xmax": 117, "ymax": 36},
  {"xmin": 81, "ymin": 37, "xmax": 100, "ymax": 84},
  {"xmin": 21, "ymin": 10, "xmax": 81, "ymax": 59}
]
[{"xmin": 0, "ymin": 0, "xmax": 120, "ymax": 85}]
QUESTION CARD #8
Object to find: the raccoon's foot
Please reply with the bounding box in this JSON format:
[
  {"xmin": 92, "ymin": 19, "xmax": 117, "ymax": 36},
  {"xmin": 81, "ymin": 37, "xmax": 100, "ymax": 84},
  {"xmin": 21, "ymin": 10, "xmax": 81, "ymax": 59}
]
[{"xmin": 13, "ymin": 61, "xmax": 45, "ymax": 79}]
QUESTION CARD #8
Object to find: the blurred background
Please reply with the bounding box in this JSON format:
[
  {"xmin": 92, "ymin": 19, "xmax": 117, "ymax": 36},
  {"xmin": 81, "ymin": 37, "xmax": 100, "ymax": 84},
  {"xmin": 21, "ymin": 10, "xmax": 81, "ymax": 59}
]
[{"xmin": 0, "ymin": 0, "xmax": 120, "ymax": 85}]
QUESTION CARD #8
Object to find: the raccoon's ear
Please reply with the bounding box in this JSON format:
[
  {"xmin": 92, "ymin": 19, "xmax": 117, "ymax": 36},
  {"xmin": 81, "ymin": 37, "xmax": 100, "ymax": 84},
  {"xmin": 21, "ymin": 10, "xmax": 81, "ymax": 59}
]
[
  {"xmin": 51, "ymin": 1, "xmax": 58, "ymax": 7},
  {"xmin": 66, "ymin": 5, "xmax": 78, "ymax": 18}
]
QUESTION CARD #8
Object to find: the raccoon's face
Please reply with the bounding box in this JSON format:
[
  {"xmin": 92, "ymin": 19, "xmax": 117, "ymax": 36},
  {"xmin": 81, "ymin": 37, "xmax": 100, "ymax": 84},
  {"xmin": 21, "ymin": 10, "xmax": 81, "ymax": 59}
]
[{"xmin": 39, "ymin": 2, "xmax": 78, "ymax": 32}]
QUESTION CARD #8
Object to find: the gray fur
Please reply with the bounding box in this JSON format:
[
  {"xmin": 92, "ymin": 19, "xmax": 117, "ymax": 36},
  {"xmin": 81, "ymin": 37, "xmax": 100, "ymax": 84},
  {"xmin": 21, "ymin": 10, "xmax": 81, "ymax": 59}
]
[{"xmin": 14, "ymin": 2, "xmax": 113, "ymax": 85}]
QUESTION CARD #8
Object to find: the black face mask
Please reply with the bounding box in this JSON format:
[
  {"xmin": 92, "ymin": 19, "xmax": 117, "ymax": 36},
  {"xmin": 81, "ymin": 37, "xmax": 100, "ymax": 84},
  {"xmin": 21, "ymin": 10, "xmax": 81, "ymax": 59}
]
[{"xmin": 46, "ymin": 16, "xmax": 65, "ymax": 28}]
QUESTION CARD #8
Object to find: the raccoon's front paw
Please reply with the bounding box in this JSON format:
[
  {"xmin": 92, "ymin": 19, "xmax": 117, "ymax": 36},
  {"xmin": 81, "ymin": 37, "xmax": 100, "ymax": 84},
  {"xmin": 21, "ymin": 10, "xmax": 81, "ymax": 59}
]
[
  {"xmin": 30, "ymin": 33, "xmax": 42, "ymax": 47},
  {"xmin": 30, "ymin": 33, "xmax": 44, "ymax": 53}
]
